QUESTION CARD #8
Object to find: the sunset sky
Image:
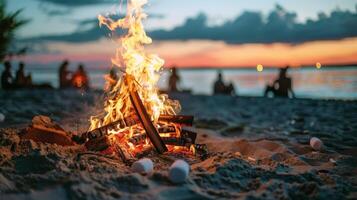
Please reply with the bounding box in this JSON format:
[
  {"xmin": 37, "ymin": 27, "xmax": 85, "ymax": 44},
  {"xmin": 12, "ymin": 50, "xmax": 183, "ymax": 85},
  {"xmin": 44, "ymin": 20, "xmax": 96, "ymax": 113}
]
[{"xmin": 6, "ymin": 0, "xmax": 357, "ymax": 68}]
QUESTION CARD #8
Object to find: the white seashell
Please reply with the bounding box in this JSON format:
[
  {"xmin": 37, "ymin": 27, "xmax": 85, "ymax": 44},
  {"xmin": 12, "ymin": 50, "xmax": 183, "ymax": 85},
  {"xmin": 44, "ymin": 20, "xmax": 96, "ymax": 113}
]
[
  {"xmin": 169, "ymin": 160, "xmax": 189, "ymax": 184},
  {"xmin": 310, "ymin": 137, "xmax": 323, "ymax": 151},
  {"xmin": 131, "ymin": 158, "xmax": 154, "ymax": 175}
]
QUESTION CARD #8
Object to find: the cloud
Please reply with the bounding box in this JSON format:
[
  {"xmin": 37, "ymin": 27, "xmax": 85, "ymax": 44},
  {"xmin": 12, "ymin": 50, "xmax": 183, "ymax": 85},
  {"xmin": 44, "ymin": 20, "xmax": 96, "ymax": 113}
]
[
  {"xmin": 150, "ymin": 5, "xmax": 357, "ymax": 43},
  {"xmin": 23, "ymin": 5, "xmax": 357, "ymax": 44}
]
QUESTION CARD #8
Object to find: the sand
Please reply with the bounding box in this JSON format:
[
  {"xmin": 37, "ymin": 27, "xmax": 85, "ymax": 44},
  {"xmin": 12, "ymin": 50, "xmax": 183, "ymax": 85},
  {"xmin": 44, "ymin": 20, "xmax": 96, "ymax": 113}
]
[{"xmin": 0, "ymin": 89, "xmax": 356, "ymax": 199}]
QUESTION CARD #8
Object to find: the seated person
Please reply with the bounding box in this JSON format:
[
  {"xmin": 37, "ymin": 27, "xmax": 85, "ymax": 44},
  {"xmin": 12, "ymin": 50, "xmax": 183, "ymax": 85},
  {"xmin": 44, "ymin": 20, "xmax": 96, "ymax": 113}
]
[
  {"xmin": 264, "ymin": 66, "xmax": 295, "ymax": 98},
  {"xmin": 58, "ymin": 60, "xmax": 72, "ymax": 89},
  {"xmin": 71, "ymin": 64, "xmax": 89, "ymax": 90},
  {"xmin": 213, "ymin": 71, "xmax": 236, "ymax": 96},
  {"xmin": 1, "ymin": 61, "xmax": 14, "ymax": 90},
  {"xmin": 15, "ymin": 62, "xmax": 32, "ymax": 88}
]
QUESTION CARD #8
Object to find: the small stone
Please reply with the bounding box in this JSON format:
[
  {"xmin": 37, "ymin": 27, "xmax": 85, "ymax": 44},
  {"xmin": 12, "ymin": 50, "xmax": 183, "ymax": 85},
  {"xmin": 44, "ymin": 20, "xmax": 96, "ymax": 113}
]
[{"xmin": 310, "ymin": 137, "xmax": 323, "ymax": 151}]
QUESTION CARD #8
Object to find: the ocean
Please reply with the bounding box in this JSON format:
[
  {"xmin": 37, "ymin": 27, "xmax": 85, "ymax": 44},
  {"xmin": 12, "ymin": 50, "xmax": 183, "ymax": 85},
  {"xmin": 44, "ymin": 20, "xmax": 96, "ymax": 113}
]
[{"xmin": 4, "ymin": 66, "xmax": 357, "ymax": 100}]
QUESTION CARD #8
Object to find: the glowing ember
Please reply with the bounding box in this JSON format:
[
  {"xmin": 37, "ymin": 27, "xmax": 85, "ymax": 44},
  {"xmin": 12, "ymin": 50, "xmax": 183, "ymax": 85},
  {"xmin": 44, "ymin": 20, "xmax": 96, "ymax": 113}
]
[{"xmin": 88, "ymin": 0, "xmax": 194, "ymax": 158}]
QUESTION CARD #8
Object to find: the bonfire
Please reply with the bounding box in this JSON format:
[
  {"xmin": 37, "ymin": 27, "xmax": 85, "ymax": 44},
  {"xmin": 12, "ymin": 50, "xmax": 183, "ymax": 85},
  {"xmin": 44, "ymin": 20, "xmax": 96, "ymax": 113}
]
[{"xmin": 71, "ymin": 0, "xmax": 207, "ymax": 164}]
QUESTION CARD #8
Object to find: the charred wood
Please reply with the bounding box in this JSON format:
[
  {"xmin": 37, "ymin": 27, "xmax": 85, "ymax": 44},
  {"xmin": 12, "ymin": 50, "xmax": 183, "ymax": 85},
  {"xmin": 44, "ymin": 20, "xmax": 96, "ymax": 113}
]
[{"xmin": 125, "ymin": 75, "xmax": 167, "ymax": 154}]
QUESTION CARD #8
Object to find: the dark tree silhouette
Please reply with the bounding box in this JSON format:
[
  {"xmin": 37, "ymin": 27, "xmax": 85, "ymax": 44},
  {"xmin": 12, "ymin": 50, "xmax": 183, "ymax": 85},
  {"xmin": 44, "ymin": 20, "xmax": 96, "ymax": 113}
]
[{"xmin": 0, "ymin": 0, "xmax": 27, "ymax": 61}]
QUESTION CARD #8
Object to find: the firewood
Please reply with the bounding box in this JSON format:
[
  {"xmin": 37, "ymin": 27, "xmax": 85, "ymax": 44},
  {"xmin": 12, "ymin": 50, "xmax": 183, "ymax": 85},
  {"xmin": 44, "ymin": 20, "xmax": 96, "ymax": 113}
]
[
  {"xmin": 193, "ymin": 144, "xmax": 208, "ymax": 158},
  {"xmin": 125, "ymin": 74, "xmax": 167, "ymax": 154},
  {"xmin": 114, "ymin": 144, "xmax": 135, "ymax": 165},
  {"xmin": 74, "ymin": 116, "xmax": 140, "ymax": 144},
  {"xmin": 157, "ymin": 125, "xmax": 176, "ymax": 133},
  {"xmin": 85, "ymin": 136, "xmax": 111, "ymax": 151},
  {"xmin": 159, "ymin": 115, "xmax": 194, "ymax": 126},
  {"xmin": 181, "ymin": 128, "xmax": 197, "ymax": 144}
]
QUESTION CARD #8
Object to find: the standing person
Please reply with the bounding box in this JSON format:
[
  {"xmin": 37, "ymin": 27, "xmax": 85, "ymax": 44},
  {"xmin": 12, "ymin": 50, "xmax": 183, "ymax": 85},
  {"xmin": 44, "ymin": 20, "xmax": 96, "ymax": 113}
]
[
  {"xmin": 58, "ymin": 60, "xmax": 72, "ymax": 89},
  {"xmin": 1, "ymin": 61, "xmax": 14, "ymax": 90},
  {"xmin": 72, "ymin": 63, "xmax": 89, "ymax": 90},
  {"xmin": 264, "ymin": 66, "xmax": 295, "ymax": 98},
  {"xmin": 168, "ymin": 67, "xmax": 180, "ymax": 92}
]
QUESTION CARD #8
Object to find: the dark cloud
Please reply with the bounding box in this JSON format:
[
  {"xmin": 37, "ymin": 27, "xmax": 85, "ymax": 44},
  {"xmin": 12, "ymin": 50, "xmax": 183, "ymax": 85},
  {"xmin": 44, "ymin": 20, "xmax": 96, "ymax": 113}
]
[
  {"xmin": 23, "ymin": 5, "xmax": 357, "ymax": 44},
  {"xmin": 150, "ymin": 5, "xmax": 357, "ymax": 43},
  {"xmin": 34, "ymin": 0, "xmax": 116, "ymax": 7},
  {"xmin": 23, "ymin": 26, "xmax": 108, "ymax": 43}
]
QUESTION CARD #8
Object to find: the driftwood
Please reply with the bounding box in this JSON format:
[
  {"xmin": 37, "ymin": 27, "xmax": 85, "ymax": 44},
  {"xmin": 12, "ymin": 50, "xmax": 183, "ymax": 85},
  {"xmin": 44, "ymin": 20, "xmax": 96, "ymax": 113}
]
[
  {"xmin": 125, "ymin": 75, "xmax": 167, "ymax": 154},
  {"xmin": 21, "ymin": 115, "xmax": 74, "ymax": 146}
]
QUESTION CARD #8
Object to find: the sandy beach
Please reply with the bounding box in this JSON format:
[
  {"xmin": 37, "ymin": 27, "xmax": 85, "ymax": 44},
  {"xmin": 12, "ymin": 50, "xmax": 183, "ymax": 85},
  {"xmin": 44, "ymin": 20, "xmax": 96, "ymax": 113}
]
[{"xmin": 0, "ymin": 90, "xmax": 356, "ymax": 199}]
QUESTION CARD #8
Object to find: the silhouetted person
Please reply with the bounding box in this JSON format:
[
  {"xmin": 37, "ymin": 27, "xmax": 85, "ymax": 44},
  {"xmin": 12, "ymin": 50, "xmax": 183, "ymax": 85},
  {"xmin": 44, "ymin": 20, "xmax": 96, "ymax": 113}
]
[
  {"xmin": 168, "ymin": 67, "xmax": 180, "ymax": 92},
  {"xmin": 227, "ymin": 82, "xmax": 236, "ymax": 96},
  {"xmin": 213, "ymin": 71, "xmax": 236, "ymax": 95},
  {"xmin": 1, "ymin": 61, "xmax": 14, "ymax": 90},
  {"xmin": 72, "ymin": 64, "xmax": 89, "ymax": 90},
  {"xmin": 59, "ymin": 60, "xmax": 72, "ymax": 89},
  {"xmin": 264, "ymin": 66, "xmax": 295, "ymax": 98},
  {"xmin": 15, "ymin": 62, "xmax": 32, "ymax": 88},
  {"xmin": 214, "ymin": 72, "xmax": 225, "ymax": 94}
]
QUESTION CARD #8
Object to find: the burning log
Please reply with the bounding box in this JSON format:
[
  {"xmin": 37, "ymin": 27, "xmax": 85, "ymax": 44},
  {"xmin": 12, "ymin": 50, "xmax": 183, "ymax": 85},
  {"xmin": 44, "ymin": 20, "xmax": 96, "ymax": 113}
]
[
  {"xmin": 114, "ymin": 144, "xmax": 135, "ymax": 165},
  {"xmin": 193, "ymin": 144, "xmax": 208, "ymax": 158},
  {"xmin": 158, "ymin": 115, "xmax": 194, "ymax": 126},
  {"xmin": 181, "ymin": 128, "xmax": 197, "ymax": 144},
  {"xmin": 74, "ymin": 115, "xmax": 194, "ymax": 144},
  {"xmin": 85, "ymin": 136, "xmax": 111, "ymax": 151},
  {"xmin": 73, "ymin": 116, "xmax": 140, "ymax": 144},
  {"xmin": 157, "ymin": 125, "xmax": 176, "ymax": 133},
  {"xmin": 162, "ymin": 137, "xmax": 190, "ymax": 147},
  {"xmin": 129, "ymin": 130, "xmax": 197, "ymax": 147},
  {"xmin": 126, "ymin": 75, "xmax": 168, "ymax": 154}
]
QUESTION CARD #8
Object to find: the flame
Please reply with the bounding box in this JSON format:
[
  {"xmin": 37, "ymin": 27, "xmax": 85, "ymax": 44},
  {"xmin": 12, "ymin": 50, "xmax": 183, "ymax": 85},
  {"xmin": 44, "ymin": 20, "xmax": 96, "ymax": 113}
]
[{"xmin": 89, "ymin": 0, "xmax": 184, "ymax": 157}]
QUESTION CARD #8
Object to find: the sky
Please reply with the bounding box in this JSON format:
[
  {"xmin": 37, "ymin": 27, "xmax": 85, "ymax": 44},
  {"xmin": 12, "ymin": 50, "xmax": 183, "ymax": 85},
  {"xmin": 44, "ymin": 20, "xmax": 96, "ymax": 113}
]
[{"xmin": 5, "ymin": 0, "xmax": 357, "ymax": 68}]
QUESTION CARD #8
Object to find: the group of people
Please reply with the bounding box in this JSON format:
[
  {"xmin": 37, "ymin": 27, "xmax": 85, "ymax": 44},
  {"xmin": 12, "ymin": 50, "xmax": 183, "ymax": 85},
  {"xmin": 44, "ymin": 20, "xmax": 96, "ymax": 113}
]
[
  {"xmin": 1, "ymin": 60, "xmax": 90, "ymax": 90},
  {"xmin": 58, "ymin": 60, "xmax": 90, "ymax": 90},
  {"xmin": 168, "ymin": 66, "xmax": 295, "ymax": 98},
  {"xmin": 2, "ymin": 60, "xmax": 294, "ymax": 98},
  {"xmin": 168, "ymin": 68, "xmax": 236, "ymax": 96},
  {"xmin": 1, "ymin": 61, "xmax": 33, "ymax": 90}
]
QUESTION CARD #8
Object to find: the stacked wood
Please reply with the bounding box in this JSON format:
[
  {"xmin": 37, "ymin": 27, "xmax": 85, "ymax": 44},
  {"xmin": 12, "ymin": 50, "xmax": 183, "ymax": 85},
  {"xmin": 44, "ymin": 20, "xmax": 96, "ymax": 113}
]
[
  {"xmin": 125, "ymin": 74, "xmax": 168, "ymax": 154},
  {"xmin": 74, "ymin": 116, "xmax": 139, "ymax": 144},
  {"xmin": 85, "ymin": 136, "xmax": 111, "ymax": 151},
  {"xmin": 158, "ymin": 115, "xmax": 193, "ymax": 126}
]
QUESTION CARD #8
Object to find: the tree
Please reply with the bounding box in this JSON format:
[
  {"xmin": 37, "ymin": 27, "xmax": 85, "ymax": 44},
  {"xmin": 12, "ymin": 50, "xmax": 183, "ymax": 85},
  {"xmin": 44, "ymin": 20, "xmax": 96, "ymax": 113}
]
[{"xmin": 0, "ymin": 0, "xmax": 27, "ymax": 61}]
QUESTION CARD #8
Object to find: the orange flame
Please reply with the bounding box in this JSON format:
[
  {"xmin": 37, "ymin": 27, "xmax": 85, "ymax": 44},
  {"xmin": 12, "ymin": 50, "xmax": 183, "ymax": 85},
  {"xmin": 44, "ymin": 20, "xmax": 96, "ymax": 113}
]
[{"xmin": 89, "ymin": 0, "xmax": 186, "ymax": 156}]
